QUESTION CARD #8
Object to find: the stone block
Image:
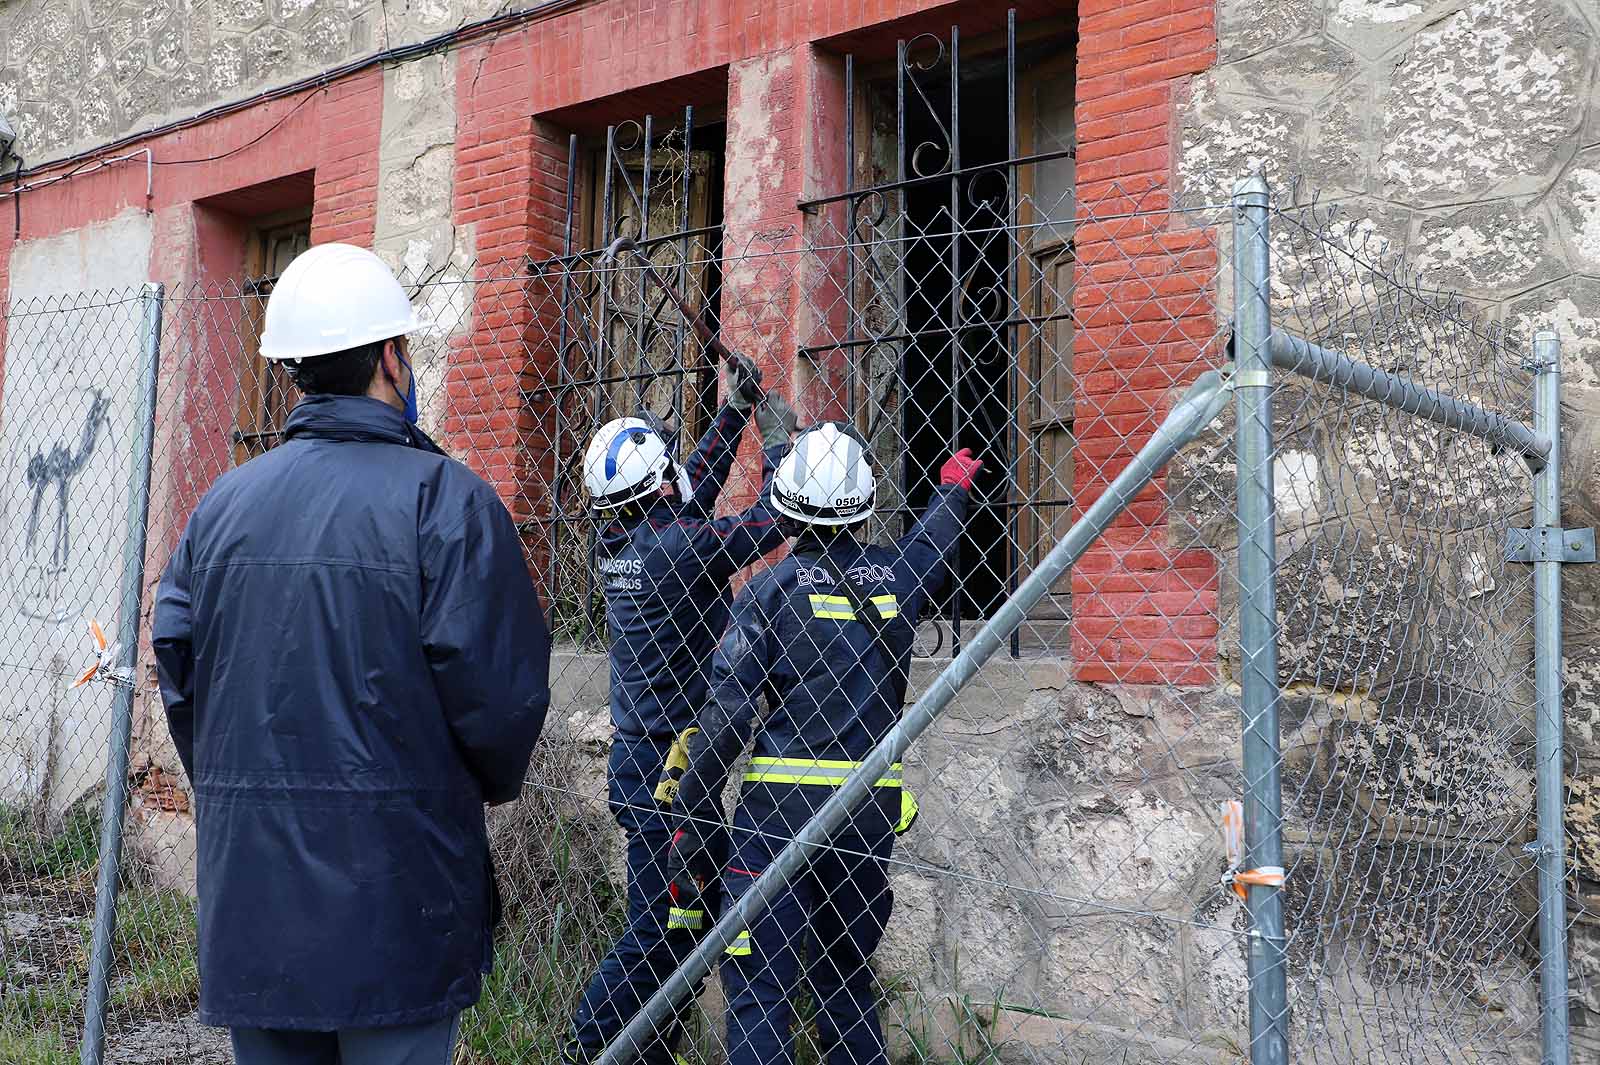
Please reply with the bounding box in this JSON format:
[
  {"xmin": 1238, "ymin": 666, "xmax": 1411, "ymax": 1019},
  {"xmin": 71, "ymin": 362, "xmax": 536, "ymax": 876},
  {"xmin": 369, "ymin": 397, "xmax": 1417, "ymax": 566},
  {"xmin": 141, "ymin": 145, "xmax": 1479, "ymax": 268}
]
[
  {"xmin": 1569, "ymin": 772, "xmax": 1600, "ymax": 901},
  {"xmin": 1507, "ymin": 277, "xmax": 1600, "ymax": 390},
  {"xmin": 304, "ymin": 7, "xmax": 353, "ymax": 66},
  {"xmin": 1330, "ymin": 396, "xmax": 1529, "ymax": 528},
  {"xmin": 906, "ymin": 739, "xmax": 1026, "ymax": 868},
  {"xmin": 1273, "ymin": 197, "xmax": 1412, "ymax": 298},
  {"xmin": 1325, "ymin": 0, "xmax": 1464, "ymax": 58},
  {"xmin": 380, "ymin": 143, "xmax": 455, "ymax": 229},
  {"xmin": 1276, "ymin": 526, "xmax": 1525, "ymax": 690},
  {"xmin": 1227, "ymin": 35, "xmax": 1359, "ymax": 103},
  {"xmin": 1024, "ymin": 681, "xmax": 1146, "ymax": 793},
  {"xmin": 218, "ymin": 0, "xmax": 269, "ymax": 31},
  {"xmin": 1021, "ymin": 790, "xmax": 1216, "ymax": 913},
  {"xmin": 1217, "ymin": 0, "xmax": 1321, "ymax": 64},
  {"xmin": 1039, "ymin": 915, "xmax": 1181, "ymax": 1029},
  {"xmin": 944, "ymin": 882, "xmax": 1037, "ymax": 993},
  {"xmin": 1414, "ymin": 201, "xmax": 1567, "ymax": 298},
  {"xmin": 1183, "ymin": 888, "xmax": 1249, "ymax": 1035},
  {"xmin": 211, "ymin": 36, "xmax": 245, "ymax": 93},
  {"xmin": 874, "ymin": 871, "xmax": 943, "ymax": 981},
  {"xmin": 1179, "ymin": 73, "xmax": 1310, "ymax": 208},
  {"xmin": 244, "ymin": 23, "xmax": 294, "ymax": 81},
  {"xmin": 1554, "ymin": 147, "xmax": 1600, "ymax": 273},
  {"xmin": 1130, "ymin": 686, "xmax": 1242, "ymax": 796},
  {"xmin": 1279, "ymin": 676, "xmax": 1531, "ymax": 846},
  {"xmin": 17, "ymin": 49, "xmax": 57, "ymax": 106},
  {"xmin": 1561, "ymin": 559, "xmax": 1600, "ymax": 769},
  {"xmin": 1303, "ymin": 79, "xmax": 1372, "ymax": 196},
  {"xmin": 1377, "ymin": 0, "xmax": 1593, "ymax": 204},
  {"xmin": 152, "ymin": 20, "xmax": 186, "ymax": 72}
]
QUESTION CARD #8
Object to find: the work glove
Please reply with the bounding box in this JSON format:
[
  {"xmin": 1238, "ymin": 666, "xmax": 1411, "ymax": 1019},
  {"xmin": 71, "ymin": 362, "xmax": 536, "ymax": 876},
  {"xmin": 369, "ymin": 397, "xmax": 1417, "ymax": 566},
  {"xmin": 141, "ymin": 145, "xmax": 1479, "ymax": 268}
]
[
  {"xmin": 939, "ymin": 447, "xmax": 983, "ymax": 491},
  {"xmin": 755, "ymin": 392, "xmax": 799, "ymax": 450},
  {"xmin": 726, "ymin": 353, "xmax": 765, "ymax": 412},
  {"xmin": 666, "ymin": 820, "xmax": 724, "ymax": 905},
  {"xmin": 653, "ymin": 728, "xmax": 698, "ymax": 807}
]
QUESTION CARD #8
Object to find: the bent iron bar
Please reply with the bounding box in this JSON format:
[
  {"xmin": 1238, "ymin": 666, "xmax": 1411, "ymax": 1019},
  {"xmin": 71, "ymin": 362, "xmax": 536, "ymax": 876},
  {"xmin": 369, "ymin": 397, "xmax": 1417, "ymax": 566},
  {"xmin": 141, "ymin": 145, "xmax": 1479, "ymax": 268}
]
[{"xmin": 593, "ymin": 367, "xmax": 1237, "ymax": 1065}]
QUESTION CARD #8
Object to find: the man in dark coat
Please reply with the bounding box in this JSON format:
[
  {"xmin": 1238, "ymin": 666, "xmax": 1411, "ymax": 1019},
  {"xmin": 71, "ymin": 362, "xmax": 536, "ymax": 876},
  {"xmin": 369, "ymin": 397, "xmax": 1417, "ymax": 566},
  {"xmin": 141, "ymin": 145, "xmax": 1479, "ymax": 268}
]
[{"xmin": 152, "ymin": 243, "xmax": 550, "ymax": 1065}]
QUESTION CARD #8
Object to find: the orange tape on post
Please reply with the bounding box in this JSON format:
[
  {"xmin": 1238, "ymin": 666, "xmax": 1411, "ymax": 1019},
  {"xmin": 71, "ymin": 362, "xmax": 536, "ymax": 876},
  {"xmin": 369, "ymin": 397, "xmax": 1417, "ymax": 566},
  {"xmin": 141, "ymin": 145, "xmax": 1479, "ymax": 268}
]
[{"xmin": 1230, "ymin": 865, "xmax": 1286, "ymax": 900}]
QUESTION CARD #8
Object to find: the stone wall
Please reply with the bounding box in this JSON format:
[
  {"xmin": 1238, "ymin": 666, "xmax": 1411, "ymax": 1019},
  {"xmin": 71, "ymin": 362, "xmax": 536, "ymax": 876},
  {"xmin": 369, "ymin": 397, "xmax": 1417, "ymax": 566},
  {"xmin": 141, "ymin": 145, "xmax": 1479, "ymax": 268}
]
[
  {"xmin": 1180, "ymin": 0, "xmax": 1600, "ymax": 1048},
  {"xmin": 0, "ymin": 0, "xmax": 506, "ymax": 167},
  {"xmin": 543, "ymin": 637, "xmax": 1550, "ymax": 1060}
]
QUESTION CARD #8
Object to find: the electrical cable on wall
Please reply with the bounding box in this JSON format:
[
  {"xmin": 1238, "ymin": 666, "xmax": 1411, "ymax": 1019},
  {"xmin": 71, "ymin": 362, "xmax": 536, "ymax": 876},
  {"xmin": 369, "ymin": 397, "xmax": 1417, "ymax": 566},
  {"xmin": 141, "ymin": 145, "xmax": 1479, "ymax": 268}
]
[{"xmin": 3, "ymin": 0, "xmax": 583, "ymax": 185}]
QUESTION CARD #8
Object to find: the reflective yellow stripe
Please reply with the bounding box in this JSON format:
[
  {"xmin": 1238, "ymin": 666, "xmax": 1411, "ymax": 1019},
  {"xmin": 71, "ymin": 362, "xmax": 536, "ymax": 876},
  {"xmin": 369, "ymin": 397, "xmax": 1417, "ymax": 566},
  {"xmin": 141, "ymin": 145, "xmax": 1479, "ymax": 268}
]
[
  {"xmin": 725, "ymin": 930, "xmax": 751, "ymax": 957},
  {"xmin": 808, "ymin": 594, "xmax": 855, "ymax": 619},
  {"xmin": 666, "ymin": 906, "xmax": 703, "ymax": 931},
  {"xmin": 744, "ymin": 757, "xmax": 903, "ymax": 788},
  {"xmin": 808, "ymin": 593, "xmax": 899, "ymax": 620}
]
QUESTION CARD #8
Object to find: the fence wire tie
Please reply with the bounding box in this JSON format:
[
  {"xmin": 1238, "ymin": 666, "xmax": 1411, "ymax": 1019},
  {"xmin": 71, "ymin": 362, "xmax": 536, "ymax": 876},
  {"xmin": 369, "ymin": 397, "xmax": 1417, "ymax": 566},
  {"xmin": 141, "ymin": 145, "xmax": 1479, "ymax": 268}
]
[
  {"xmin": 66, "ymin": 616, "xmax": 134, "ymax": 692},
  {"xmin": 1220, "ymin": 798, "xmax": 1287, "ymax": 900}
]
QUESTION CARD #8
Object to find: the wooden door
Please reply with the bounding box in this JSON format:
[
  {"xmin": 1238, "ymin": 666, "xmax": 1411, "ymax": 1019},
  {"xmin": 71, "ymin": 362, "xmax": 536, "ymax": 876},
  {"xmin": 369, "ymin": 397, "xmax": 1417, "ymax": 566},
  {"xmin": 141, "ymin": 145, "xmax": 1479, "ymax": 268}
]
[
  {"xmin": 1014, "ymin": 51, "xmax": 1076, "ymax": 622},
  {"xmin": 586, "ymin": 145, "xmax": 719, "ymax": 443},
  {"xmin": 231, "ymin": 219, "xmax": 311, "ymax": 465}
]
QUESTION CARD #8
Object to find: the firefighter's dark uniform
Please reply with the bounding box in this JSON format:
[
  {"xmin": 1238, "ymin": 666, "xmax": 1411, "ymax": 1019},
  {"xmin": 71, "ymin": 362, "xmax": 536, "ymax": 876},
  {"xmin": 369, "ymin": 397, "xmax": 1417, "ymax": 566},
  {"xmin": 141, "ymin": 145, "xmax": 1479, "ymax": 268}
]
[
  {"xmin": 675, "ymin": 485, "xmax": 968, "ymax": 1065},
  {"xmin": 567, "ymin": 403, "xmax": 788, "ymax": 1064}
]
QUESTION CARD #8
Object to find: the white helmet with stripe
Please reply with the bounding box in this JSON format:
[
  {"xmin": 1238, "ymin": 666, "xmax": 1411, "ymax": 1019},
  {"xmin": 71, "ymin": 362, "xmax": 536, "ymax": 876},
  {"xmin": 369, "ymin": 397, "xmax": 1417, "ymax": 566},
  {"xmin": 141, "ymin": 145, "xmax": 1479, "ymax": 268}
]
[
  {"xmin": 584, "ymin": 417, "xmax": 687, "ymax": 511},
  {"xmin": 771, "ymin": 422, "xmax": 875, "ymax": 526}
]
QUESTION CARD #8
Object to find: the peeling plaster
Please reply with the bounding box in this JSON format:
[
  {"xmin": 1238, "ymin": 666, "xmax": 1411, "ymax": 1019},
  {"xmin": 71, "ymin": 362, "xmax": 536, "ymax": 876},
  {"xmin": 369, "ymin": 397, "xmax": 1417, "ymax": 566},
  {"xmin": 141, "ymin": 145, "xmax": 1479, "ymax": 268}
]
[
  {"xmin": 1332, "ymin": 0, "xmax": 1423, "ymax": 24},
  {"xmin": 1378, "ymin": 0, "xmax": 1592, "ymax": 202},
  {"xmin": 1556, "ymin": 158, "xmax": 1600, "ymax": 271}
]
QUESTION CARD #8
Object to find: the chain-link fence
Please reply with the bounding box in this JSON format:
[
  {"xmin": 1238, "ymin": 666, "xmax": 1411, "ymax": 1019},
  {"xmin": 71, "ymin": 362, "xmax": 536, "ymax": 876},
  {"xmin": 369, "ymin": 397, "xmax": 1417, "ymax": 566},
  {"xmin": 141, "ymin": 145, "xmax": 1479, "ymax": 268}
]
[{"xmin": 0, "ymin": 175, "xmax": 1572, "ymax": 1065}]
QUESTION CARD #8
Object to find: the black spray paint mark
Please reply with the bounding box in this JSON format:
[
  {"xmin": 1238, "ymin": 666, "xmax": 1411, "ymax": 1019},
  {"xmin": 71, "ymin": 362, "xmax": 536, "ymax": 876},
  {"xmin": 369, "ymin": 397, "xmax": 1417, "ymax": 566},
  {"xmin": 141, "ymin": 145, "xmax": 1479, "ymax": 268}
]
[{"xmin": 23, "ymin": 389, "xmax": 111, "ymax": 572}]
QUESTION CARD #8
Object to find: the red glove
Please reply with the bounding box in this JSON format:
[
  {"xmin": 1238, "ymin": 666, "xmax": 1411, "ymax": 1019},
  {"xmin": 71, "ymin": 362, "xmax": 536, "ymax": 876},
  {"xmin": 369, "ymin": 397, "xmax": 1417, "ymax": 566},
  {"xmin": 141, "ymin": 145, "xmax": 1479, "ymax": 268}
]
[{"xmin": 939, "ymin": 448, "xmax": 983, "ymax": 491}]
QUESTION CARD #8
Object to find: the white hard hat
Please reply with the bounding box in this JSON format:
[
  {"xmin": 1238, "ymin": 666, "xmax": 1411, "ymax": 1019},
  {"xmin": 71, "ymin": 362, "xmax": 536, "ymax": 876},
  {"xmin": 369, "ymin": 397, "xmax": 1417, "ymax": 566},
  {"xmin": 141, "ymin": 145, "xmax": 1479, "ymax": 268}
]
[
  {"xmin": 259, "ymin": 243, "xmax": 421, "ymax": 361},
  {"xmin": 771, "ymin": 422, "xmax": 875, "ymax": 526},
  {"xmin": 585, "ymin": 418, "xmax": 676, "ymax": 511}
]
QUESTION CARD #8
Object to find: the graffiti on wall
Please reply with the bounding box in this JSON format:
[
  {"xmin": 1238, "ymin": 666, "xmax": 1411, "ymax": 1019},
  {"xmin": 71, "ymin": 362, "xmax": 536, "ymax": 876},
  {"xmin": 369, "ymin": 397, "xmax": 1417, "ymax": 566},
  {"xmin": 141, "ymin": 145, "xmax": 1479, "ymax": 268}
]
[
  {"xmin": 18, "ymin": 389, "xmax": 113, "ymax": 621},
  {"xmin": 11, "ymin": 388, "xmax": 116, "ymax": 623}
]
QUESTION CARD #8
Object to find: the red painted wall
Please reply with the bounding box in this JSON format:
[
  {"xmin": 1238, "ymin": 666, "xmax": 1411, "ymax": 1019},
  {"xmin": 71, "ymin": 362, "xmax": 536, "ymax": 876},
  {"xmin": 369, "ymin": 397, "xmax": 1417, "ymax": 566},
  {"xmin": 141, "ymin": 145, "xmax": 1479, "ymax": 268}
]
[{"xmin": 5, "ymin": 0, "xmax": 1228, "ymax": 683}]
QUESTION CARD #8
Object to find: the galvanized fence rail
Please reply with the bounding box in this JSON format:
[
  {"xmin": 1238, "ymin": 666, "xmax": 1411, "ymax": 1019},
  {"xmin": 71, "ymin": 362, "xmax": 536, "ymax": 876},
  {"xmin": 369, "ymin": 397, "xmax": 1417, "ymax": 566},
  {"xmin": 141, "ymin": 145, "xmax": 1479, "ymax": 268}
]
[{"xmin": 0, "ymin": 174, "xmax": 1575, "ymax": 1065}]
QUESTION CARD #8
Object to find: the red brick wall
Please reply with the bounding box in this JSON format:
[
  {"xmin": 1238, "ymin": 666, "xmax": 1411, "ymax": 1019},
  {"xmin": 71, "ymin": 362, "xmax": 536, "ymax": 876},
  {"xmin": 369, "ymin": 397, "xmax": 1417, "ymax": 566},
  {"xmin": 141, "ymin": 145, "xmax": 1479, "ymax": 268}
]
[
  {"xmin": 1069, "ymin": 0, "xmax": 1219, "ymax": 685},
  {"xmin": 310, "ymin": 69, "xmax": 384, "ymax": 247},
  {"xmin": 453, "ymin": 33, "xmax": 573, "ymax": 595}
]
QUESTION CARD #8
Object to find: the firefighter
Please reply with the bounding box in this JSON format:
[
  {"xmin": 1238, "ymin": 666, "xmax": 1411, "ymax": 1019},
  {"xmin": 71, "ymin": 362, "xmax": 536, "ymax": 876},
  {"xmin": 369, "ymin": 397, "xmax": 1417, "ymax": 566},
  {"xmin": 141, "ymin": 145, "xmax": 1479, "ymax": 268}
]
[
  {"xmin": 668, "ymin": 422, "xmax": 982, "ymax": 1065},
  {"xmin": 564, "ymin": 358, "xmax": 794, "ymax": 1065}
]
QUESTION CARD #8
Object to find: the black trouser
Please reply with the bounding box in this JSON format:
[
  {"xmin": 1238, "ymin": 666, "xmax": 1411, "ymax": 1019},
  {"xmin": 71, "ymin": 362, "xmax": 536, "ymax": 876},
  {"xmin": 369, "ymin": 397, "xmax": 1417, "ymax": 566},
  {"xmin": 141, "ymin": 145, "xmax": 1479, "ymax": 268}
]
[{"xmin": 229, "ymin": 1015, "xmax": 458, "ymax": 1065}]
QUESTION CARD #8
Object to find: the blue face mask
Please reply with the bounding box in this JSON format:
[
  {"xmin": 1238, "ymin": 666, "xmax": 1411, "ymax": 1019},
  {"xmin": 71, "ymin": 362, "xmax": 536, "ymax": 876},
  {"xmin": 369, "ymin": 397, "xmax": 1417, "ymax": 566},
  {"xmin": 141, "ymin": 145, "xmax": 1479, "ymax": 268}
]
[
  {"xmin": 399, "ymin": 352, "xmax": 419, "ymax": 425},
  {"xmin": 384, "ymin": 345, "xmax": 419, "ymax": 425}
]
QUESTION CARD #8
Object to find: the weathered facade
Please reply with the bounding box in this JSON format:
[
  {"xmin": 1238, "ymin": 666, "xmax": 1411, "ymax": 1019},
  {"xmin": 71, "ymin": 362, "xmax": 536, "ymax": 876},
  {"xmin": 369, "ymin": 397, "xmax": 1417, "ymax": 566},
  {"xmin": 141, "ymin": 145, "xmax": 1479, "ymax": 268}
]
[
  {"xmin": 1, "ymin": 0, "xmax": 1598, "ymax": 1059},
  {"xmin": 1182, "ymin": 0, "xmax": 1600, "ymax": 1050}
]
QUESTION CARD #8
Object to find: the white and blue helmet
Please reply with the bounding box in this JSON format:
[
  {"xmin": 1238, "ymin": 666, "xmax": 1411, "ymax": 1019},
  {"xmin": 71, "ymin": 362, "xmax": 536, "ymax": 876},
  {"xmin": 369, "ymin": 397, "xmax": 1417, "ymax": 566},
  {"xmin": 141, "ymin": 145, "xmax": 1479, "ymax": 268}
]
[
  {"xmin": 583, "ymin": 417, "xmax": 691, "ymax": 511},
  {"xmin": 771, "ymin": 422, "xmax": 876, "ymax": 526}
]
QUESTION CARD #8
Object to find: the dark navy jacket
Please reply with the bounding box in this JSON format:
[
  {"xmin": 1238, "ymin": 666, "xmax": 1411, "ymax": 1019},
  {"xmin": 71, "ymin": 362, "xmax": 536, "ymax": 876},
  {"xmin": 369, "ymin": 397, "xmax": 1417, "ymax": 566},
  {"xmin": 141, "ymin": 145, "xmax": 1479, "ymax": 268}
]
[
  {"xmin": 677, "ymin": 486, "xmax": 968, "ymax": 836},
  {"xmin": 596, "ymin": 403, "xmax": 788, "ymax": 741},
  {"xmin": 152, "ymin": 394, "xmax": 550, "ymax": 1030}
]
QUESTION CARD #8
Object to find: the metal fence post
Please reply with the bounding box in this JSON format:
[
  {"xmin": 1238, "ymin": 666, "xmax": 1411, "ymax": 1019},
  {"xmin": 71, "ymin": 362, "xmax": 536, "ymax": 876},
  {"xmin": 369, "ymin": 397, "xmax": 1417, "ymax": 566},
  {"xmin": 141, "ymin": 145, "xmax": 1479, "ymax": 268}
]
[
  {"xmin": 1232, "ymin": 174, "xmax": 1289, "ymax": 1064},
  {"xmin": 80, "ymin": 282, "xmax": 164, "ymax": 1065},
  {"xmin": 1532, "ymin": 329, "xmax": 1571, "ymax": 1065}
]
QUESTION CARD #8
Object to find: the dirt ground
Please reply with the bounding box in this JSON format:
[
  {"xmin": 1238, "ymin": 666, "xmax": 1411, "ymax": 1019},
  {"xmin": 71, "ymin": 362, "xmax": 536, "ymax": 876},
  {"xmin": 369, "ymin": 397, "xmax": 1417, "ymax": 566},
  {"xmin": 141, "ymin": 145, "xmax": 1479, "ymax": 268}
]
[{"xmin": 106, "ymin": 1016, "xmax": 232, "ymax": 1065}]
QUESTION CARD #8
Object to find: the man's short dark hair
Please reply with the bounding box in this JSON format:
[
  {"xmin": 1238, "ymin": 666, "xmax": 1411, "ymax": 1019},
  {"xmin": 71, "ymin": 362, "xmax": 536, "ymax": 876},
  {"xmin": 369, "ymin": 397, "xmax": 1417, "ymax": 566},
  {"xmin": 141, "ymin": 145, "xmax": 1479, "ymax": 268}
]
[{"xmin": 286, "ymin": 339, "xmax": 388, "ymax": 396}]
